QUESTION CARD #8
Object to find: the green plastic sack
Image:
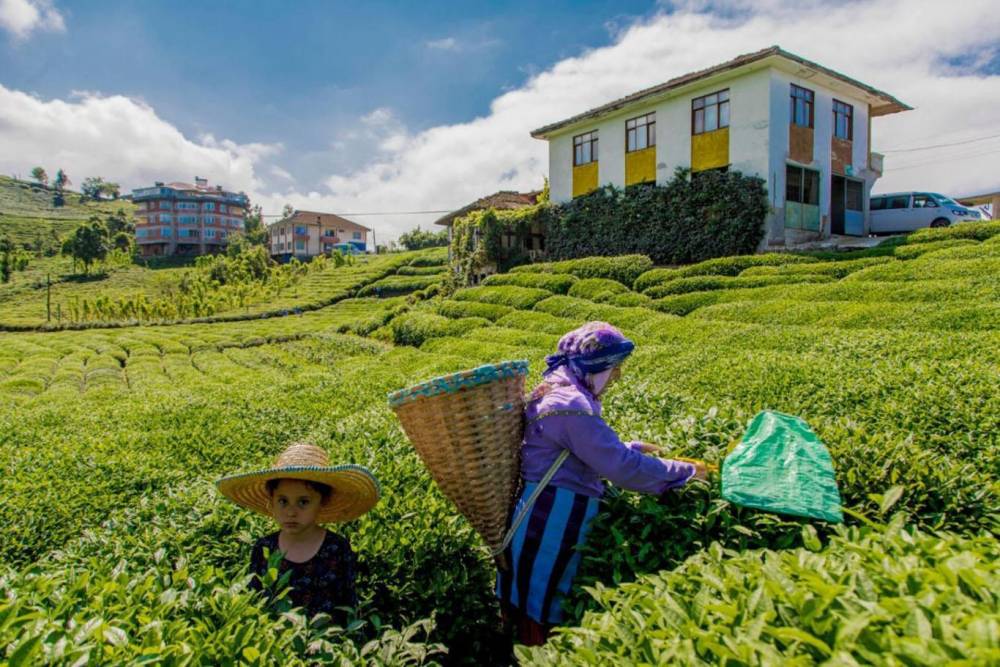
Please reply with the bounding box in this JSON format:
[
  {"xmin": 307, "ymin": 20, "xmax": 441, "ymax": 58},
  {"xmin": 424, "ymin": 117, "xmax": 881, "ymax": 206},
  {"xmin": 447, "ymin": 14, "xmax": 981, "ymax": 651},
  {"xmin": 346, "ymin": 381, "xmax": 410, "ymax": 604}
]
[{"xmin": 722, "ymin": 410, "xmax": 843, "ymax": 523}]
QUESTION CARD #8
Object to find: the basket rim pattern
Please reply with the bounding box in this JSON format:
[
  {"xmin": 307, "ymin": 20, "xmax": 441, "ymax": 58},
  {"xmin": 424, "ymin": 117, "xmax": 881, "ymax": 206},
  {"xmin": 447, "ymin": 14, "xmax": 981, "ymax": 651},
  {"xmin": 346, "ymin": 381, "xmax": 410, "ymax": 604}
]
[{"xmin": 387, "ymin": 359, "xmax": 529, "ymax": 408}]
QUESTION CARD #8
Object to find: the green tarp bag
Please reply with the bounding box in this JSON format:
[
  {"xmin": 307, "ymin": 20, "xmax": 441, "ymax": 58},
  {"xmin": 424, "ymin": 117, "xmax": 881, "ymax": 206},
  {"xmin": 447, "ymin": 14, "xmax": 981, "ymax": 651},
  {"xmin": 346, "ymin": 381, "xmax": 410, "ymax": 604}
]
[{"xmin": 722, "ymin": 410, "xmax": 843, "ymax": 523}]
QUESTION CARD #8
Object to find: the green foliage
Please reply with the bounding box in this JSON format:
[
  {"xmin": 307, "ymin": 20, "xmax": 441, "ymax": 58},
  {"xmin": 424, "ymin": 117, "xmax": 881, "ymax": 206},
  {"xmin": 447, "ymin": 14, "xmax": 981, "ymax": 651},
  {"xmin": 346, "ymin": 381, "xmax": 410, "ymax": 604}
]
[
  {"xmin": 533, "ymin": 295, "xmax": 676, "ymax": 331},
  {"xmin": 606, "ymin": 291, "xmax": 652, "ymax": 307},
  {"xmin": 453, "ymin": 285, "xmax": 553, "ymax": 309},
  {"xmin": 397, "ymin": 265, "xmax": 446, "ymax": 276},
  {"xmin": 240, "ymin": 204, "xmax": 269, "ymax": 247},
  {"xmin": 543, "ymin": 168, "xmax": 769, "ymax": 264},
  {"xmin": 436, "ymin": 299, "xmax": 514, "ymax": 322},
  {"xmin": 566, "ymin": 278, "xmax": 630, "ymax": 302},
  {"xmin": 389, "ymin": 311, "xmax": 491, "ymax": 346},
  {"xmin": 482, "ymin": 271, "xmax": 577, "ymax": 294},
  {"xmin": 30, "ymin": 166, "xmax": 48, "ymax": 186},
  {"xmin": 521, "ymin": 518, "xmax": 999, "ymax": 665},
  {"xmin": 80, "ymin": 176, "xmax": 121, "ymax": 201},
  {"xmin": 406, "ymin": 247, "xmax": 448, "ymax": 267},
  {"xmin": 512, "ymin": 254, "xmax": 654, "ymax": 286},
  {"xmin": 634, "ymin": 253, "xmax": 817, "ymax": 292},
  {"xmin": 357, "ymin": 274, "xmax": 442, "ymax": 298},
  {"xmin": 494, "ymin": 309, "xmax": 580, "ymax": 335},
  {"xmin": 449, "ymin": 202, "xmax": 553, "ymax": 284},
  {"xmin": 645, "ymin": 274, "xmax": 834, "ymax": 299},
  {"xmin": 793, "ymin": 236, "xmax": 908, "ymax": 262},
  {"xmin": 907, "ymin": 220, "xmax": 1000, "ymax": 244},
  {"xmin": 651, "ymin": 290, "xmax": 724, "ymax": 315},
  {"xmin": 63, "ymin": 216, "xmax": 111, "ymax": 273},
  {"xmin": 399, "ymin": 225, "xmax": 449, "ymax": 251},
  {"xmin": 894, "ymin": 239, "xmax": 980, "ymax": 260},
  {"xmin": 741, "ymin": 256, "xmax": 893, "ymax": 279}
]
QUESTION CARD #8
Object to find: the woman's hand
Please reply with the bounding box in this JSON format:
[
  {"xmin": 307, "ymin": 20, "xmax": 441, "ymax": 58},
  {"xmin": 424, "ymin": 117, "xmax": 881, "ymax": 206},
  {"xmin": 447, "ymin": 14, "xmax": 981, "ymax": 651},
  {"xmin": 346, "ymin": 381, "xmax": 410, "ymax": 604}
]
[
  {"xmin": 634, "ymin": 442, "xmax": 662, "ymax": 455},
  {"xmin": 690, "ymin": 461, "xmax": 709, "ymax": 482}
]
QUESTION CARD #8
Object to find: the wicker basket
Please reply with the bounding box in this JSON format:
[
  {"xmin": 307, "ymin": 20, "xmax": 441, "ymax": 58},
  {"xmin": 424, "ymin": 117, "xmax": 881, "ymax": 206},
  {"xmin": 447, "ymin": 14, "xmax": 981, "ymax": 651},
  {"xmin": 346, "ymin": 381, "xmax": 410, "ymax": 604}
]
[{"xmin": 388, "ymin": 361, "xmax": 529, "ymax": 561}]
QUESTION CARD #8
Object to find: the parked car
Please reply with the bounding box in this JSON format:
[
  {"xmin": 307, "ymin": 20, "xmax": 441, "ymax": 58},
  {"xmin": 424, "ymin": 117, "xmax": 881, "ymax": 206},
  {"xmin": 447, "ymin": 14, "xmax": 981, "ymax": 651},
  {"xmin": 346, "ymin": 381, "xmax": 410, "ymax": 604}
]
[{"xmin": 870, "ymin": 192, "xmax": 982, "ymax": 233}]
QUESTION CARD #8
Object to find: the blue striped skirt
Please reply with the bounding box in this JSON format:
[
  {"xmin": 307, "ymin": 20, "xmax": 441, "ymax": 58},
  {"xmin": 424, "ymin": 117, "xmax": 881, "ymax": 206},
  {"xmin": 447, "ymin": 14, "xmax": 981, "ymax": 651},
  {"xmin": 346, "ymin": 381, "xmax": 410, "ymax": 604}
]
[{"xmin": 495, "ymin": 481, "xmax": 601, "ymax": 624}]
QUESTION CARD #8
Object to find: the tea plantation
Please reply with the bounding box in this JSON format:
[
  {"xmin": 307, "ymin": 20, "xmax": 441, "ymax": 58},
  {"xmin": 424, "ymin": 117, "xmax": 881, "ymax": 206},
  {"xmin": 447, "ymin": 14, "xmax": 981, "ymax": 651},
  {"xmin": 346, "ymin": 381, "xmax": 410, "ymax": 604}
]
[{"xmin": 1, "ymin": 223, "xmax": 997, "ymax": 665}]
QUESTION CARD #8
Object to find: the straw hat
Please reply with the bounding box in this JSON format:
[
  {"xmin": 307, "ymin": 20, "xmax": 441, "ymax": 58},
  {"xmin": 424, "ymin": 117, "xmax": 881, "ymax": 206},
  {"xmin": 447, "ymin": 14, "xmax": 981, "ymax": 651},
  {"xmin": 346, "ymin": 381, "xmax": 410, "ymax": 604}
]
[{"xmin": 216, "ymin": 442, "xmax": 380, "ymax": 523}]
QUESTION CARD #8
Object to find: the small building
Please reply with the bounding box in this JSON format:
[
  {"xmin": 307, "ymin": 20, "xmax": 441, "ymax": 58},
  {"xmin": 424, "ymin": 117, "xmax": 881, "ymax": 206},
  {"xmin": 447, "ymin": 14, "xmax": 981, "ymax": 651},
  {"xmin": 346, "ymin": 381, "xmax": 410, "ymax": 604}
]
[
  {"xmin": 434, "ymin": 189, "xmax": 543, "ymax": 253},
  {"xmin": 268, "ymin": 210, "xmax": 370, "ymax": 260},
  {"xmin": 132, "ymin": 177, "xmax": 248, "ymax": 257},
  {"xmin": 531, "ymin": 46, "xmax": 911, "ymax": 246}
]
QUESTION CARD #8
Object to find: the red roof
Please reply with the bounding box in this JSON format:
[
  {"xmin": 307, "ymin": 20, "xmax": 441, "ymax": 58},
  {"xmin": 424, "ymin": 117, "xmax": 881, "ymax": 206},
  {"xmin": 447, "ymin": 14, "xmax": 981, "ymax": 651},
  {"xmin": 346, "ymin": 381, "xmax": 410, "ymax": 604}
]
[{"xmin": 433, "ymin": 190, "xmax": 541, "ymax": 226}]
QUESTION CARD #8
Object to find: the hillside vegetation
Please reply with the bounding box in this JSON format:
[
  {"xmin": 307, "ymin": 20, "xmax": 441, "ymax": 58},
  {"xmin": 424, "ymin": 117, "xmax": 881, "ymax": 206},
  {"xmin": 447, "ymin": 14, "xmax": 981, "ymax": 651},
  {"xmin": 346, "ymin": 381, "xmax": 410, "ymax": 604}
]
[{"xmin": 0, "ymin": 223, "xmax": 997, "ymax": 664}]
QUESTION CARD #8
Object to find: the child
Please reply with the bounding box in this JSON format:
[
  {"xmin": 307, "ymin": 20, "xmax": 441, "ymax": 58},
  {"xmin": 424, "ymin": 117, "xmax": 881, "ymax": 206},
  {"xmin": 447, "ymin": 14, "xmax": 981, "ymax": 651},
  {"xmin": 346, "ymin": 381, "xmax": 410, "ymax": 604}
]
[
  {"xmin": 216, "ymin": 441, "xmax": 380, "ymax": 621},
  {"xmin": 497, "ymin": 322, "xmax": 707, "ymax": 645}
]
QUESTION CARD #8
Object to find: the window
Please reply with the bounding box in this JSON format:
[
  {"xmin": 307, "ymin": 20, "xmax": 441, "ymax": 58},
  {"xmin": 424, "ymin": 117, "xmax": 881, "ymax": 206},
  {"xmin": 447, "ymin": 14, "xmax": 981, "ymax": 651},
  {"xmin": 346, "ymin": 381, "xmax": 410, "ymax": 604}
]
[
  {"xmin": 294, "ymin": 226, "xmax": 307, "ymax": 235},
  {"xmin": 786, "ymin": 164, "xmax": 819, "ymax": 205},
  {"xmin": 203, "ymin": 202, "xmax": 215, "ymax": 211},
  {"xmin": 219, "ymin": 204, "xmax": 227, "ymax": 213},
  {"xmin": 177, "ymin": 201, "xmax": 198, "ymax": 210},
  {"xmin": 790, "ymin": 85, "xmax": 814, "ymax": 128},
  {"xmin": 205, "ymin": 229, "xmax": 216, "ymax": 238},
  {"xmin": 203, "ymin": 216, "xmax": 216, "ymax": 224},
  {"xmin": 870, "ymin": 197, "xmax": 886, "ymax": 211},
  {"xmin": 295, "ymin": 240, "xmax": 305, "ymax": 250},
  {"xmin": 846, "ymin": 180, "xmax": 864, "ymax": 212},
  {"xmin": 913, "ymin": 193, "xmax": 938, "ymax": 208},
  {"xmin": 323, "ymin": 229, "xmax": 336, "ymax": 237},
  {"xmin": 136, "ymin": 228, "xmax": 148, "ymax": 238},
  {"xmin": 159, "ymin": 214, "xmax": 172, "ymax": 223},
  {"xmin": 889, "ymin": 195, "xmax": 910, "ymax": 209},
  {"xmin": 179, "ymin": 215, "xmax": 197, "ymax": 225},
  {"xmin": 573, "ymin": 131, "xmax": 598, "ymax": 166},
  {"xmin": 160, "ymin": 201, "xmax": 172, "ymax": 210},
  {"xmin": 833, "ymin": 100, "xmax": 853, "ymax": 140},
  {"xmin": 626, "ymin": 112, "xmax": 655, "ymax": 152},
  {"xmin": 352, "ymin": 231, "xmax": 362, "ymax": 240},
  {"xmin": 161, "ymin": 227, "xmax": 172, "ymax": 237},
  {"xmin": 692, "ymin": 89, "xmax": 729, "ymax": 135}
]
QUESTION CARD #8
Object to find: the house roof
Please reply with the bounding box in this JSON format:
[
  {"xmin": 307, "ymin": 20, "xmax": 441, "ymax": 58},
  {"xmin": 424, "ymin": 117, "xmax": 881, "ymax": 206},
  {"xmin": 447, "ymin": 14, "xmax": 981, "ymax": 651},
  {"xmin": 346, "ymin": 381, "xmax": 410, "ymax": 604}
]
[
  {"xmin": 433, "ymin": 190, "xmax": 541, "ymax": 227},
  {"xmin": 267, "ymin": 209, "xmax": 371, "ymax": 232},
  {"xmin": 530, "ymin": 46, "xmax": 912, "ymax": 139}
]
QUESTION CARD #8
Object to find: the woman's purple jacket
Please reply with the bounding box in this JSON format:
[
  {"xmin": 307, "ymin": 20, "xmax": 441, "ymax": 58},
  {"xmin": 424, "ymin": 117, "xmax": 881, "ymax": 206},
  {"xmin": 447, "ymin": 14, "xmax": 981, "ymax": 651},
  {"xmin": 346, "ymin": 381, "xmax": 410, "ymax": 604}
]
[{"xmin": 521, "ymin": 367, "xmax": 696, "ymax": 498}]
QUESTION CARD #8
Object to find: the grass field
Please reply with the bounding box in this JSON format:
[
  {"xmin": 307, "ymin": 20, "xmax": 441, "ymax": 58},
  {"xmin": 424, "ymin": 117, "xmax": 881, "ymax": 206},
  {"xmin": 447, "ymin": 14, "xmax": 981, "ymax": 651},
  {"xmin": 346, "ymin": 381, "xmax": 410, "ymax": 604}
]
[{"xmin": 0, "ymin": 223, "xmax": 997, "ymax": 664}]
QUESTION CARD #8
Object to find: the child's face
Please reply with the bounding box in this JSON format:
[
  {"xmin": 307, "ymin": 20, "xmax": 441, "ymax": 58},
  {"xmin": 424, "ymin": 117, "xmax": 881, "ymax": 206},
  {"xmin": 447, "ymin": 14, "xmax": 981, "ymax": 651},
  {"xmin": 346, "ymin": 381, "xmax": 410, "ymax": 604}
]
[{"xmin": 270, "ymin": 479, "xmax": 324, "ymax": 534}]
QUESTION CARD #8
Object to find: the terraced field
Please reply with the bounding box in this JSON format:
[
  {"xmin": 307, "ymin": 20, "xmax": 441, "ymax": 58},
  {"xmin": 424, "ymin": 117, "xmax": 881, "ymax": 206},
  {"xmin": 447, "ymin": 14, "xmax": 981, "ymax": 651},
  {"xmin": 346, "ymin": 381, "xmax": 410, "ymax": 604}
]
[{"xmin": 0, "ymin": 223, "xmax": 996, "ymax": 664}]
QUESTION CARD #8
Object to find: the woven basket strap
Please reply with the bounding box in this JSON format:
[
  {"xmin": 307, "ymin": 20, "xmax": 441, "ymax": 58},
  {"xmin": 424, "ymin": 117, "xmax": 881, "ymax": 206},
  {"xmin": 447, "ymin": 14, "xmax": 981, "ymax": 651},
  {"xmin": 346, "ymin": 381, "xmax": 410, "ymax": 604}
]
[
  {"xmin": 494, "ymin": 448, "xmax": 570, "ymax": 556},
  {"xmin": 494, "ymin": 409, "xmax": 596, "ymax": 556}
]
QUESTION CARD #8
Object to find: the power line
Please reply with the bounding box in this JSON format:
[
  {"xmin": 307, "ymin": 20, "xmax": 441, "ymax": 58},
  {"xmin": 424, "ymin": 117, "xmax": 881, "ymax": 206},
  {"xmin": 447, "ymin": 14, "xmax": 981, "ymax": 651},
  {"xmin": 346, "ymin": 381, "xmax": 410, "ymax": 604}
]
[
  {"xmin": 885, "ymin": 147, "xmax": 1000, "ymax": 172},
  {"xmin": 880, "ymin": 132, "xmax": 1000, "ymax": 154},
  {"xmin": 260, "ymin": 209, "xmax": 453, "ymax": 218}
]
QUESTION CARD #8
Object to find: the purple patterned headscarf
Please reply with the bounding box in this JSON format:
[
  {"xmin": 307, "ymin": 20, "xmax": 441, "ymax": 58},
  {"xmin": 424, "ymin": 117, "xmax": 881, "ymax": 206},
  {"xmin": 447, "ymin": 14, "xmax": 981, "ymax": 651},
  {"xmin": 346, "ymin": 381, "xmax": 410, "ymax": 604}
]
[{"xmin": 544, "ymin": 321, "xmax": 635, "ymax": 378}]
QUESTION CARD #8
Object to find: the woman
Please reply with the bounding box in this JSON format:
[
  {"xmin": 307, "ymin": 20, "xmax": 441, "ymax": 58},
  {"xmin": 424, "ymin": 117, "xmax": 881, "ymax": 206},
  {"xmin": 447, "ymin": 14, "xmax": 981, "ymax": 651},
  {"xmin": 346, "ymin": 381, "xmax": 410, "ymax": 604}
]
[{"xmin": 496, "ymin": 322, "xmax": 707, "ymax": 645}]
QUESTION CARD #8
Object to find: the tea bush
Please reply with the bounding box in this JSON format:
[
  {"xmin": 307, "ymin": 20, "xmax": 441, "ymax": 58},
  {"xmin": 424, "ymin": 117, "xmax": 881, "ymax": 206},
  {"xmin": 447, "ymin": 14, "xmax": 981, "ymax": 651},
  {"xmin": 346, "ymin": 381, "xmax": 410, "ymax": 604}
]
[
  {"xmin": 566, "ymin": 278, "xmax": 630, "ymax": 302},
  {"xmin": 436, "ymin": 299, "xmax": 514, "ymax": 322},
  {"xmin": 511, "ymin": 255, "xmax": 653, "ymax": 286},
  {"xmin": 453, "ymin": 285, "xmax": 553, "ymax": 309},
  {"xmin": 893, "ymin": 239, "xmax": 980, "ymax": 260},
  {"xmin": 397, "ymin": 265, "xmax": 448, "ymax": 276},
  {"xmin": 633, "ymin": 252, "xmax": 816, "ymax": 292},
  {"xmin": 481, "ymin": 272, "xmax": 577, "ymax": 294},
  {"xmin": 389, "ymin": 312, "xmax": 491, "ymax": 347},
  {"xmin": 606, "ymin": 292, "xmax": 652, "ymax": 307},
  {"xmin": 357, "ymin": 274, "xmax": 442, "ymax": 297},
  {"xmin": 644, "ymin": 274, "xmax": 833, "ymax": 298},
  {"xmin": 907, "ymin": 219, "xmax": 1000, "ymax": 244},
  {"xmin": 740, "ymin": 256, "xmax": 892, "ymax": 278},
  {"xmin": 533, "ymin": 295, "xmax": 676, "ymax": 332}
]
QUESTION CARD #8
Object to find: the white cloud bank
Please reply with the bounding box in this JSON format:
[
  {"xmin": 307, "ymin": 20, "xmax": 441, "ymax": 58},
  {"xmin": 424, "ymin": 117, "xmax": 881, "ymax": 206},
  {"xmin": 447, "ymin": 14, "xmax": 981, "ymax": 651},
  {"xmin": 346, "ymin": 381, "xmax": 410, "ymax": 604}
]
[
  {"xmin": 2, "ymin": 0, "xmax": 999, "ymax": 241},
  {"xmin": 0, "ymin": 0, "xmax": 64, "ymax": 40}
]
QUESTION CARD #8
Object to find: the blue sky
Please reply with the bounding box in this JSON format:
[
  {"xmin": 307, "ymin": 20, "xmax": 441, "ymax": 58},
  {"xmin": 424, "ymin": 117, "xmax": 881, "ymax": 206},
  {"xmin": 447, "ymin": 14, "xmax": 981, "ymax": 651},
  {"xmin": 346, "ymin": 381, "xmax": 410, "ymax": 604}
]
[
  {"xmin": 1, "ymin": 0, "xmax": 998, "ymax": 238},
  {"xmin": 2, "ymin": 0, "xmax": 663, "ymax": 192}
]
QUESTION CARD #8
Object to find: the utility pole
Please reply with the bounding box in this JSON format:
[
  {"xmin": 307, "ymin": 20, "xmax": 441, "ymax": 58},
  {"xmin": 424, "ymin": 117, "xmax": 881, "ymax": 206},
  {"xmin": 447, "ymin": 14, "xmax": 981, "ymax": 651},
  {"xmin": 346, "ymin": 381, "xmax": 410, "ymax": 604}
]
[{"xmin": 46, "ymin": 273, "xmax": 51, "ymax": 322}]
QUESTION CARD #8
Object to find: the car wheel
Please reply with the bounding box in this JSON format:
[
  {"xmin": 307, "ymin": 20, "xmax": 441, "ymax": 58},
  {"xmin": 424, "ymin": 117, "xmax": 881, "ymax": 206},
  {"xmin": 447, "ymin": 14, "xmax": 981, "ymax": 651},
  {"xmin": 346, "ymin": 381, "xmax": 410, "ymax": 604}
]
[{"xmin": 930, "ymin": 218, "xmax": 950, "ymax": 228}]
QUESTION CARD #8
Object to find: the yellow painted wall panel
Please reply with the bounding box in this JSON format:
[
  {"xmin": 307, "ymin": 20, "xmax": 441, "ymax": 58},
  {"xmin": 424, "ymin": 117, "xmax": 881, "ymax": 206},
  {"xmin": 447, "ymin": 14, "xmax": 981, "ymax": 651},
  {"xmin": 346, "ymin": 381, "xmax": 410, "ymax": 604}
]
[
  {"xmin": 625, "ymin": 147, "xmax": 656, "ymax": 186},
  {"xmin": 691, "ymin": 127, "xmax": 729, "ymax": 172},
  {"xmin": 572, "ymin": 162, "xmax": 599, "ymax": 198}
]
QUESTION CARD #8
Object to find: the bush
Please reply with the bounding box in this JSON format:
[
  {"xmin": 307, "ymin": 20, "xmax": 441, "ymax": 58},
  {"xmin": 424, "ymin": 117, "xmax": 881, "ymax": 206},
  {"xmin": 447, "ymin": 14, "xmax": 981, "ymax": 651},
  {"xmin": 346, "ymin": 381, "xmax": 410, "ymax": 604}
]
[
  {"xmin": 512, "ymin": 254, "xmax": 653, "ymax": 286},
  {"xmin": 389, "ymin": 312, "xmax": 490, "ymax": 347},
  {"xmin": 906, "ymin": 220, "xmax": 1000, "ymax": 244},
  {"xmin": 740, "ymin": 256, "xmax": 893, "ymax": 279},
  {"xmin": 436, "ymin": 299, "xmax": 514, "ymax": 322},
  {"xmin": 397, "ymin": 265, "xmax": 447, "ymax": 276},
  {"xmin": 645, "ymin": 274, "xmax": 834, "ymax": 298},
  {"xmin": 356, "ymin": 274, "xmax": 440, "ymax": 297},
  {"xmin": 407, "ymin": 247, "xmax": 448, "ymax": 266},
  {"xmin": 651, "ymin": 290, "xmax": 724, "ymax": 315},
  {"xmin": 533, "ymin": 295, "xmax": 671, "ymax": 331},
  {"xmin": 634, "ymin": 253, "xmax": 816, "ymax": 292},
  {"xmin": 481, "ymin": 272, "xmax": 577, "ymax": 294},
  {"xmin": 494, "ymin": 310, "xmax": 580, "ymax": 335},
  {"xmin": 521, "ymin": 519, "xmax": 1000, "ymax": 665},
  {"xmin": 606, "ymin": 292, "xmax": 652, "ymax": 307},
  {"xmin": 567, "ymin": 278, "xmax": 630, "ymax": 302},
  {"xmin": 543, "ymin": 168, "xmax": 770, "ymax": 264},
  {"xmin": 452, "ymin": 285, "xmax": 552, "ymax": 309},
  {"xmin": 845, "ymin": 257, "xmax": 1000, "ymax": 282},
  {"xmin": 793, "ymin": 236, "xmax": 908, "ymax": 262}
]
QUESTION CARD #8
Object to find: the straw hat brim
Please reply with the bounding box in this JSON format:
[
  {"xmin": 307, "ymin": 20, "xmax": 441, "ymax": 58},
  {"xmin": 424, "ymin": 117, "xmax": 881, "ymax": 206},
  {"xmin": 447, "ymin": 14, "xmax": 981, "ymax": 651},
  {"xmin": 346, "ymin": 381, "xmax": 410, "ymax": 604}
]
[{"xmin": 216, "ymin": 464, "xmax": 380, "ymax": 523}]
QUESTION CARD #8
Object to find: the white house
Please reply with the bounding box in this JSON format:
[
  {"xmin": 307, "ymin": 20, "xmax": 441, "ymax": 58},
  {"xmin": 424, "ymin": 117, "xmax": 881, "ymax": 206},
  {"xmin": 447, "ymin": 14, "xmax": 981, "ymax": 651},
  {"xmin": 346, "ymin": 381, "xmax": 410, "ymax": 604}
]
[{"xmin": 531, "ymin": 46, "xmax": 911, "ymax": 245}]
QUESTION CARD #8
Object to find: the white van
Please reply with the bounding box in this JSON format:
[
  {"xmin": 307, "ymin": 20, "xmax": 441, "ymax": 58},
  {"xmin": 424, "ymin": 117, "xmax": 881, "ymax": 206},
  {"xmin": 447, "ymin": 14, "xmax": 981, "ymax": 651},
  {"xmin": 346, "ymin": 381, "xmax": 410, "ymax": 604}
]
[{"xmin": 870, "ymin": 192, "xmax": 982, "ymax": 233}]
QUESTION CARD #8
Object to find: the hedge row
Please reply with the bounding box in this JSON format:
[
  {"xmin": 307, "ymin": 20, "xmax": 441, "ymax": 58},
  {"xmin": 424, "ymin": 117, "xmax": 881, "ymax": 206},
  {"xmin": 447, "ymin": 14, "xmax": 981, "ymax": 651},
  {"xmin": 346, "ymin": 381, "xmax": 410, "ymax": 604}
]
[
  {"xmin": 396, "ymin": 265, "xmax": 448, "ymax": 276},
  {"xmin": 533, "ymin": 295, "xmax": 671, "ymax": 331},
  {"xmin": 481, "ymin": 272, "xmax": 577, "ymax": 294},
  {"xmin": 436, "ymin": 299, "xmax": 514, "ymax": 322},
  {"xmin": 740, "ymin": 256, "xmax": 893, "ymax": 279},
  {"xmin": 452, "ymin": 285, "xmax": 553, "ymax": 309},
  {"xmin": 511, "ymin": 255, "xmax": 654, "ymax": 286},
  {"xmin": 494, "ymin": 309, "xmax": 582, "ymax": 335},
  {"xmin": 645, "ymin": 274, "xmax": 834, "ymax": 299},
  {"xmin": 567, "ymin": 278, "xmax": 630, "ymax": 302},
  {"xmin": 906, "ymin": 220, "xmax": 1000, "ymax": 244},
  {"xmin": 912, "ymin": 240, "xmax": 1000, "ymax": 261},
  {"xmin": 845, "ymin": 257, "xmax": 1000, "ymax": 282},
  {"xmin": 634, "ymin": 253, "xmax": 817, "ymax": 292},
  {"xmin": 406, "ymin": 247, "xmax": 449, "ymax": 266},
  {"xmin": 607, "ymin": 292, "xmax": 653, "ymax": 307},
  {"xmin": 389, "ymin": 312, "xmax": 491, "ymax": 347},
  {"xmin": 356, "ymin": 274, "xmax": 441, "ymax": 297}
]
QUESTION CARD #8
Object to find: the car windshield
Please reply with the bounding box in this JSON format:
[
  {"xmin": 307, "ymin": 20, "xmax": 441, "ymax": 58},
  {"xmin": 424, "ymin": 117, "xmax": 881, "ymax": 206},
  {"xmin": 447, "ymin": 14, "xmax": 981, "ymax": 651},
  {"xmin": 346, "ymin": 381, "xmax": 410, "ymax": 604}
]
[{"xmin": 932, "ymin": 193, "xmax": 959, "ymax": 206}]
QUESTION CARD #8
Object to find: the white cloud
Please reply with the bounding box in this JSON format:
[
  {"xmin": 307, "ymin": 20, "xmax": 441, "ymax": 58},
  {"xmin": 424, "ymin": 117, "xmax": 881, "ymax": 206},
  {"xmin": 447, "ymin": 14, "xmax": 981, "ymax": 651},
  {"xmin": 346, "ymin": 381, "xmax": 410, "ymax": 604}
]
[
  {"xmin": 3, "ymin": 0, "xmax": 999, "ymax": 242},
  {"xmin": 0, "ymin": 86, "xmax": 278, "ymax": 193},
  {"xmin": 0, "ymin": 0, "xmax": 64, "ymax": 40},
  {"xmin": 425, "ymin": 37, "xmax": 458, "ymax": 51},
  {"xmin": 269, "ymin": 165, "xmax": 293, "ymax": 181}
]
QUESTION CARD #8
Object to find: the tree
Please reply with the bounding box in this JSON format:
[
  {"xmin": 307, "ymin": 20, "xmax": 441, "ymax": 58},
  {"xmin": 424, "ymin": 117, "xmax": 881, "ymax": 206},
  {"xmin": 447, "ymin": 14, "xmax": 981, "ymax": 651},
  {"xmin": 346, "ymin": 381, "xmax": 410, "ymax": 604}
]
[
  {"xmin": 54, "ymin": 169, "xmax": 69, "ymax": 190},
  {"xmin": 241, "ymin": 203, "xmax": 268, "ymax": 246},
  {"xmin": 398, "ymin": 225, "xmax": 449, "ymax": 250},
  {"xmin": 80, "ymin": 176, "xmax": 104, "ymax": 200},
  {"xmin": 100, "ymin": 181, "xmax": 120, "ymax": 199},
  {"xmin": 62, "ymin": 217, "xmax": 110, "ymax": 274},
  {"xmin": 0, "ymin": 235, "xmax": 12, "ymax": 283},
  {"xmin": 31, "ymin": 167, "xmax": 48, "ymax": 186},
  {"xmin": 112, "ymin": 231, "xmax": 132, "ymax": 252},
  {"xmin": 281, "ymin": 203, "xmax": 295, "ymax": 220},
  {"xmin": 105, "ymin": 208, "xmax": 134, "ymax": 236}
]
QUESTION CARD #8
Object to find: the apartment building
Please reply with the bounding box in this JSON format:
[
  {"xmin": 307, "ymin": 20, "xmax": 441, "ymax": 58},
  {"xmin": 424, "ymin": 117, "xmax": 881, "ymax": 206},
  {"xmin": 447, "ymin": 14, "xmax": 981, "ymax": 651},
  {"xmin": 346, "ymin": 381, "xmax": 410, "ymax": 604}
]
[
  {"xmin": 132, "ymin": 177, "xmax": 248, "ymax": 257},
  {"xmin": 269, "ymin": 210, "xmax": 370, "ymax": 260},
  {"xmin": 531, "ymin": 46, "xmax": 911, "ymax": 245}
]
